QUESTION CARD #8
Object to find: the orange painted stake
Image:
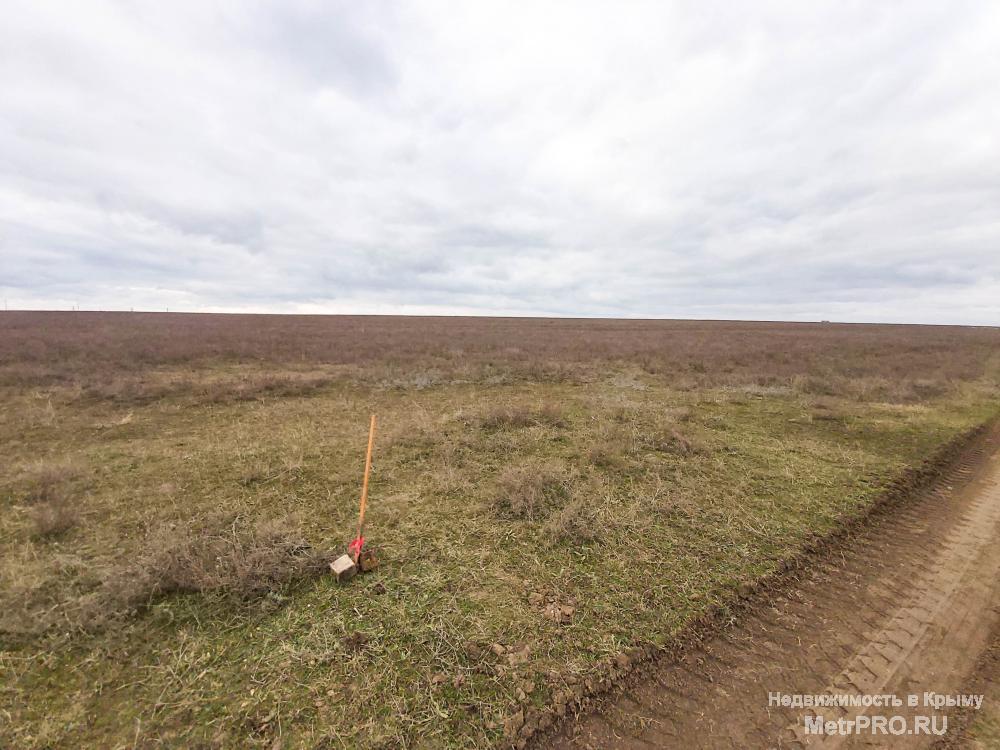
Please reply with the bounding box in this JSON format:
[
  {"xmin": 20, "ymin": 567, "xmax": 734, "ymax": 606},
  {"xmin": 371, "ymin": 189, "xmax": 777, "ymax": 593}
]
[{"xmin": 353, "ymin": 414, "xmax": 376, "ymax": 561}]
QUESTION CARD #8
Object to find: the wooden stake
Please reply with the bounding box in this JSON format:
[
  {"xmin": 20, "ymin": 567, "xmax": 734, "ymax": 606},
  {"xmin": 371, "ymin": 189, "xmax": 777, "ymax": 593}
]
[{"xmin": 353, "ymin": 414, "xmax": 376, "ymax": 560}]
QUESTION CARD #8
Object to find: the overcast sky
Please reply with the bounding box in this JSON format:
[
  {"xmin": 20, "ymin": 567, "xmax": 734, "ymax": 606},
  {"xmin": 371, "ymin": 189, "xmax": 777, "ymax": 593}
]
[{"xmin": 1, "ymin": 1, "xmax": 998, "ymax": 323}]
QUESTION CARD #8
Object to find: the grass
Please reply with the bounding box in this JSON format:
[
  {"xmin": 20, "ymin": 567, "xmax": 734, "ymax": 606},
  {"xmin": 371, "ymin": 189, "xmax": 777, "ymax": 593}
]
[{"xmin": 1, "ymin": 314, "xmax": 999, "ymax": 748}]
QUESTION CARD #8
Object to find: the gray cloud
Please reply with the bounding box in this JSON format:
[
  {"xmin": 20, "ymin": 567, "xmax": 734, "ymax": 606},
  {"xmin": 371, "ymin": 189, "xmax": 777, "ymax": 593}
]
[{"xmin": 1, "ymin": 0, "xmax": 998, "ymax": 323}]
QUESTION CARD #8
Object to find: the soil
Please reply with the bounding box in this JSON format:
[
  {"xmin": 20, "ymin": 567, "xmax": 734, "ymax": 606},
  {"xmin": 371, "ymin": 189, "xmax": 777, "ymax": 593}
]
[
  {"xmin": 545, "ymin": 425, "xmax": 1000, "ymax": 749},
  {"xmin": 933, "ymin": 631, "xmax": 1000, "ymax": 748}
]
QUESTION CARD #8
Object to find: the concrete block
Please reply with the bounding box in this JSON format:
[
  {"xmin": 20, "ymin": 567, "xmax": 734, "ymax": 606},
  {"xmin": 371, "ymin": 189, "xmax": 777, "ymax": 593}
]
[{"xmin": 330, "ymin": 554, "xmax": 357, "ymax": 583}]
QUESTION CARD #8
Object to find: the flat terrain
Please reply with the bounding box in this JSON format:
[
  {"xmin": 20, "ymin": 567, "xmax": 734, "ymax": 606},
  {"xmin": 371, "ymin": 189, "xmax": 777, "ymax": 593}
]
[
  {"xmin": 1, "ymin": 313, "xmax": 999, "ymax": 748},
  {"xmin": 547, "ymin": 424, "xmax": 1000, "ymax": 749}
]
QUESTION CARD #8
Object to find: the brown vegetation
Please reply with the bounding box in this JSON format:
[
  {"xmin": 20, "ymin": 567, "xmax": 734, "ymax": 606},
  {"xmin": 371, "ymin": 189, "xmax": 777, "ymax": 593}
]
[
  {"xmin": 19, "ymin": 461, "xmax": 82, "ymax": 505},
  {"xmin": 3, "ymin": 513, "xmax": 332, "ymax": 638},
  {"xmin": 542, "ymin": 490, "xmax": 602, "ymax": 544},
  {"xmin": 491, "ymin": 461, "xmax": 574, "ymax": 520},
  {"xmin": 79, "ymin": 372, "xmax": 334, "ymax": 406},
  {"xmin": 2, "ymin": 313, "xmax": 998, "ymax": 405},
  {"xmin": 492, "ymin": 463, "xmax": 602, "ymax": 543},
  {"xmin": 18, "ymin": 462, "xmax": 84, "ymax": 540},
  {"xmin": 29, "ymin": 497, "xmax": 80, "ymax": 539},
  {"xmin": 104, "ymin": 515, "xmax": 330, "ymax": 610},
  {"xmin": 478, "ymin": 403, "xmax": 568, "ymax": 430},
  {"xmin": 646, "ymin": 427, "xmax": 701, "ymax": 455},
  {"xmin": 587, "ymin": 422, "xmax": 642, "ymax": 468},
  {"xmin": 2, "ymin": 312, "xmax": 1000, "ymax": 748}
]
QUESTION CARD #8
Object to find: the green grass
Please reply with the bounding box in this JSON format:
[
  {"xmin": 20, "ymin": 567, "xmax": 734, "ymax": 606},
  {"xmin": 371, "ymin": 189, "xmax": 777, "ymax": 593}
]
[
  {"xmin": 969, "ymin": 702, "xmax": 1000, "ymax": 749},
  {"xmin": 1, "ymin": 366, "xmax": 997, "ymax": 748}
]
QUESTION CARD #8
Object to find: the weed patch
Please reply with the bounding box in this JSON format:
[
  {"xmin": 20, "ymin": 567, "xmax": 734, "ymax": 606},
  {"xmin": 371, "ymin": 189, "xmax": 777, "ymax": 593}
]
[
  {"xmin": 491, "ymin": 461, "xmax": 574, "ymax": 520},
  {"xmin": 478, "ymin": 403, "xmax": 567, "ymax": 430},
  {"xmin": 542, "ymin": 487, "xmax": 603, "ymax": 544},
  {"xmin": 106, "ymin": 516, "xmax": 330, "ymax": 610},
  {"xmin": 17, "ymin": 461, "xmax": 82, "ymax": 505},
  {"xmin": 29, "ymin": 497, "xmax": 80, "ymax": 539}
]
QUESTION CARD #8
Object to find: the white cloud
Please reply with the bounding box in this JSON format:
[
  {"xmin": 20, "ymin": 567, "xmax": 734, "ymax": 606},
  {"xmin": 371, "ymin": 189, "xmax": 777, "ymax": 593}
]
[{"xmin": 1, "ymin": 0, "xmax": 998, "ymax": 323}]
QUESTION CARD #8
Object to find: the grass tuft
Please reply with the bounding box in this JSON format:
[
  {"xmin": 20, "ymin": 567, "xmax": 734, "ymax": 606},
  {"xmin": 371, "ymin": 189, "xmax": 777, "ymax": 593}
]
[
  {"xmin": 478, "ymin": 403, "xmax": 568, "ymax": 430},
  {"xmin": 542, "ymin": 488, "xmax": 602, "ymax": 544},
  {"xmin": 29, "ymin": 496, "xmax": 80, "ymax": 539},
  {"xmin": 97, "ymin": 515, "xmax": 332, "ymax": 620},
  {"xmin": 647, "ymin": 426, "xmax": 703, "ymax": 455},
  {"xmin": 20, "ymin": 461, "xmax": 82, "ymax": 505},
  {"xmin": 491, "ymin": 461, "xmax": 573, "ymax": 520}
]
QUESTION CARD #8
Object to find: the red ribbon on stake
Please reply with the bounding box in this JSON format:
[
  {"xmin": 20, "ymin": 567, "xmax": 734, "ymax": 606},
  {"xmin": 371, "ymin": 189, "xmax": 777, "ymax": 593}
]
[{"xmin": 348, "ymin": 536, "xmax": 365, "ymax": 560}]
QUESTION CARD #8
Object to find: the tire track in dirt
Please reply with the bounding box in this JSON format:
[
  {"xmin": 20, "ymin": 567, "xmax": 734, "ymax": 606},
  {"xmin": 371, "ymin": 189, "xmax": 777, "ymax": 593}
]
[{"xmin": 545, "ymin": 426, "xmax": 1000, "ymax": 749}]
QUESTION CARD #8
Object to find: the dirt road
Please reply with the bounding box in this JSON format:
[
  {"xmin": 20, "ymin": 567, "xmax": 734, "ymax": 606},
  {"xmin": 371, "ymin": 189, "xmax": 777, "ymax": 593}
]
[{"xmin": 546, "ymin": 426, "xmax": 1000, "ymax": 749}]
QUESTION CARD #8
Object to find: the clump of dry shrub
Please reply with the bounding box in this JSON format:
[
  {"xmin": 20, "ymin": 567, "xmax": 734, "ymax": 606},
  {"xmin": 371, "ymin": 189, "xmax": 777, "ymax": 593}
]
[
  {"xmin": 796, "ymin": 374, "xmax": 841, "ymax": 397},
  {"xmin": 2, "ymin": 515, "xmax": 333, "ymax": 639},
  {"xmin": 379, "ymin": 368, "xmax": 445, "ymax": 390},
  {"xmin": 586, "ymin": 420, "xmax": 704, "ymax": 465},
  {"xmin": 491, "ymin": 461, "xmax": 572, "ymax": 520},
  {"xmin": 29, "ymin": 498, "xmax": 80, "ymax": 539},
  {"xmin": 21, "ymin": 461, "xmax": 81, "ymax": 504},
  {"xmin": 611, "ymin": 405, "xmax": 639, "ymax": 423},
  {"xmin": 646, "ymin": 427, "xmax": 703, "ymax": 456},
  {"xmin": 587, "ymin": 423, "xmax": 640, "ymax": 468},
  {"xmin": 884, "ymin": 378, "xmax": 951, "ymax": 402},
  {"xmin": 81, "ymin": 377, "xmax": 188, "ymax": 404},
  {"xmin": 78, "ymin": 373, "xmax": 333, "ymax": 406},
  {"xmin": 478, "ymin": 403, "xmax": 567, "ymax": 430},
  {"xmin": 587, "ymin": 442, "xmax": 626, "ymax": 469},
  {"xmin": 794, "ymin": 373, "xmax": 954, "ymax": 404},
  {"xmin": 655, "ymin": 490, "xmax": 700, "ymax": 519},
  {"xmin": 238, "ymin": 458, "xmax": 274, "ymax": 487},
  {"xmin": 491, "ymin": 462, "xmax": 603, "ymax": 543},
  {"xmin": 201, "ymin": 374, "xmax": 333, "ymax": 404},
  {"xmin": 810, "ymin": 398, "xmax": 847, "ymax": 422},
  {"xmin": 20, "ymin": 462, "xmax": 84, "ymax": 540},
  {"xmin": 99, "ymin": 515, "xmax": 332, "ymax": 618},
  {"xmin": 542, "ymin": 487, "xmax": 602, "ymax": 544}
]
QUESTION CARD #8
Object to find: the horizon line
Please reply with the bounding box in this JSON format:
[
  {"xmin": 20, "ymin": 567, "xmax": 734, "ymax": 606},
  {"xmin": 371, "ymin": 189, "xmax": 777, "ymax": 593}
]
[{"xmin": 1, "ymin": 308, "xmax": 997, "ymax": 330}]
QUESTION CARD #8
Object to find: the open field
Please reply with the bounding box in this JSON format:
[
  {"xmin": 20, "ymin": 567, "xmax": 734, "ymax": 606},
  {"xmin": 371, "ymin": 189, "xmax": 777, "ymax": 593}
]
[
  {"xmin": 549, "ymin": 423, "xmax": 1000, "ymax": 749},
  {"xmin": 2, "ymin": 312, "xmax": 999, "ymax": 748}
]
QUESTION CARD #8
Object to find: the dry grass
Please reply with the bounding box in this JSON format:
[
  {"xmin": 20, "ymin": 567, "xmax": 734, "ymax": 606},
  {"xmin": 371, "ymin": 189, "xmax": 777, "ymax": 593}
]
[
  {"xmin": 478, "ymin": 403, "xmax": 568, "ymax": 430},
  {"xmin": 78, "ymin": 372, "xmax": 334, "ymax": 406},
  {"xmin": 3, "ymin": 313, "xmax": 998, "ymax": 406},
  {"xmin": 19, "ymin": 461, "xmax": 82, "ymax": 505},
  {"xmin": 28, "ymin": 497, "xmax": 80, "ymax": 539},
  {"xmin": 103, "ymin": 515, "xmax": 331, "ymax": 611},
  {"xmin": 491, "ymin": 461, "xmax": 574, "ymax": 520},
  {"xmin": 69, "ymin": 515, "xmax": 333, "ymax": 632},
  {"xmin": 2, "ymin": 514, "xmax": 333, "ymax": 639},
  {"xmin": 645, "ymin": 426, "xmax": 702, "ymax": 455},
  {"xmin": 14, "ymin": 462, "xmax": 85, "ymax": 540},
  {"xmin": 541, "ymin": 483, "xmax": 604, "ymax": 545},
  {"xmin": 587, "ymin": 441, "xmax": 627, "ymax": 469},
  {"xmin": 2, "ymin": 313, "xmax": 999, "ymax": 749},
  {"xmin": 587, "ymin": 422, "xmax": 642, "ymax": 468}
]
